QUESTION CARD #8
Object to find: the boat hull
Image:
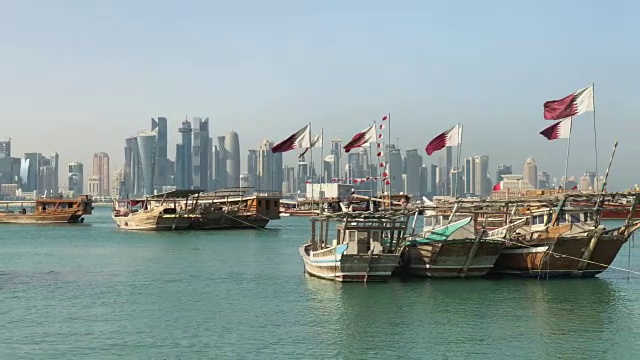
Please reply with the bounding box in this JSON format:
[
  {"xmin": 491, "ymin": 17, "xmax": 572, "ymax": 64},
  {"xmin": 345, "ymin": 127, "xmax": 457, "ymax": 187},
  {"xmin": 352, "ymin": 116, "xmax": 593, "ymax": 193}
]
[
  {"xmin": 112, "ymin": 214, "xmax": 194, "ymax": 231},
  {"xmin": 299, "ymin": 244, "xmax": 399, "ymax": 282},
  {"xmin": 0, "ymin": 211, "xmax": 84, "ymax": 224},
  {"xmin": 491, "ymin": 235, "xmax": 627, "ymax": 277},
  {"xmin": 191, "ymin": 213, "xmax": 269, "ymax": 229},
  {"xmin": 400, "ymin": 239, "xmax": 505, "ymax": 278}
]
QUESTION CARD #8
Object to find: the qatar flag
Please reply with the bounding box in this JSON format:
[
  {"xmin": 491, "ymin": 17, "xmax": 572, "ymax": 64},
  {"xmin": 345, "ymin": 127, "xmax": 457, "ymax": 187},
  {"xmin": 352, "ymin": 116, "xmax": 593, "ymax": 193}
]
[
  {"xmin": 543, "ymin": 86, "xmax": 594, "ymax": 120},
  {"xmin": 425, "ymin": 124, "xmax": 462, "ymax": 156},
  {"xmin": 343, "ymin": 124, "xmax": 376, "ymax": 152},
  {"xmin": 539, "ymin": 117, "xmax": 572, "ymax": 140},
  {"xmin": 492, "ymin": 181, "xmax": 502, "ymax": 192},
  {"xmin": 382, "ymin": 114, "xmax": 389, "ymax": 121},
  {"xmin": 271, "ymin": 124, "xmax": 311, "ymax": 153}
]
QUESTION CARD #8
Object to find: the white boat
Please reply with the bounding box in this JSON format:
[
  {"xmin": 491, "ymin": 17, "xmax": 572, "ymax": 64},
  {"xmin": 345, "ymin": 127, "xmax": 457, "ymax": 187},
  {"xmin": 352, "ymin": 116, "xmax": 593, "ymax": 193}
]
[{"xmin": 300, "ymin": 212, "xmax": 411, "ymax": 282}]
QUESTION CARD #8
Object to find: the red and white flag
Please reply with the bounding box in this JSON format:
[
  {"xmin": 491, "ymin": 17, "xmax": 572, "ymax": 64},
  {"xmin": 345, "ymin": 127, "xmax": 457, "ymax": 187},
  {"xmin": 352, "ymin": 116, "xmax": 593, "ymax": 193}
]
[
  {"xmin": 298, "ymin": 130, "xmax": 323, "ymax": 158},
  {"xmin": 377, "ymin": 151, "xmax": 383, "ymax": 157},
  {"xmin": 543, "ymin": 86, "xmax": 594, "ymax": 120},
  {"xmin": 382, "ymin": 114, "xmax": 389, "ymax": 121},
  {"xmin": 425, "ymin": 124, "xmax": 462, "ymax": 156},
  {"xmin": 271, "ymin": 124, "xmax": 311, "ymax": 153},
  {"xmin": 343, "ymin": 124, "xmax": 376, "ymax": 152},
  {"xmin": 539, "ymin": 117, "xmax": 572, "ymax": 140},
  {"xmin": 379, "ymin": 124, "xmax": 385, "ymax": 130},
  {"xmin": 379, "ymin": 162, "xmax": 385, "ymax": 167}
]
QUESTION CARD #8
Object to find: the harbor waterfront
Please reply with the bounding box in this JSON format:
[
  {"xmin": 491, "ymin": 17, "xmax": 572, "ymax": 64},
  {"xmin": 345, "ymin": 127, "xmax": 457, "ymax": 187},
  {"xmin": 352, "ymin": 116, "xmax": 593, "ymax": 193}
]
[{"xmin": 2, "ymin": 207, "xmax": 640, "ymax": 358}]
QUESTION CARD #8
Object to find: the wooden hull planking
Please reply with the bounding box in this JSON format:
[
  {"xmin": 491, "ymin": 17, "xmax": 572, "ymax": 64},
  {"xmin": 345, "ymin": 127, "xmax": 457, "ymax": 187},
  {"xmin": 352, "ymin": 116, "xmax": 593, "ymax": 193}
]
[
  {"xmin": 0, "ymin": 210, "xmax": 84, "ymax": 224},
  {"xmin": 192, "ymin": 213, "xmax": 269, "ymax": 229},
  {"xmin": 113, "ymin": 213, "xmax": 194, "ymax": 231},
  {"xmin": 491, "ymin": 235, "xmax": 627, "ymax": 277},
  {"xmin": 401, "ymin": 239, "xmax": 505, "ymax": 278},
  {"xmin": 299, "ymin": 244, "xmax": 399, "ymax": 282}
]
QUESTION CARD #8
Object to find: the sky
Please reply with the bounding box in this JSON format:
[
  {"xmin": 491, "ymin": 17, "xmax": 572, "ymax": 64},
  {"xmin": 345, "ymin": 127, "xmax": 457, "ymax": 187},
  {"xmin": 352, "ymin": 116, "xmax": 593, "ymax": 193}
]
[{"xmin": 1, "ymin": 0, "xmax": 639, "ymax": 190}]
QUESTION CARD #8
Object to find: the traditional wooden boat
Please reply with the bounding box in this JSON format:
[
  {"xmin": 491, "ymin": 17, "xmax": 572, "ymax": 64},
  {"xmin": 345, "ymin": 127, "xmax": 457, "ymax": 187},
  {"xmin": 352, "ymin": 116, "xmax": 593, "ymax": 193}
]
[
  {"xmin": 112, "ymin": 190, "xmax": 200, "ymax": 231},
  {"xmin": 0, "ymin": 195, "xmax": 93, "ymax": 224},
  {"xmin": 399, "ymin": 214, "xmax": 506, "ymax": 278},
  {"xmin": 190, "ymin": 188, "xmax": 282, "ymax": 229},
  {"xmin": 491, "ymin": 194, "xmax": 640, "ymax": 277},
  {"xmin": 300, "ymin": 211, "xmax": 411, "ymax": 282}
]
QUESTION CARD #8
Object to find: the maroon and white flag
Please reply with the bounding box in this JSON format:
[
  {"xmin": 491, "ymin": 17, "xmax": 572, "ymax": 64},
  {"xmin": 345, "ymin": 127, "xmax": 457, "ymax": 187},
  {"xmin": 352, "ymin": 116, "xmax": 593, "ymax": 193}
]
[
  {"xmin": 539, "ymin": 117, "xmax": 572, "ymax": 140},
  {"xmin": 543, "ymin": 86, "xmax": 594, "ymax": 120},
  {"xmin": 343, "ymin": 124, "xmax": 376, "ymax": 153},
  {"xmin": 271, "ymin": 125, "xmax": 311, "ymax": 153},
  {"xmin": 425, "ymin": 124, "xmax": 462, "ymax": 156},
  {"xmin": 382, "ymin": 114, "xmax": 389, "ymax": 121}
]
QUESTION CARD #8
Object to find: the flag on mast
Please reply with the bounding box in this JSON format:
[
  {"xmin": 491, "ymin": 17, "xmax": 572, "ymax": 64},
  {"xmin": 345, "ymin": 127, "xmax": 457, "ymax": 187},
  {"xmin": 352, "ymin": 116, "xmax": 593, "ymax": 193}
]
[
  {"xmin": 539, "ymin": 117, "xmax": 572, "ymax": 140},
  {"xmin": 543, "ymin": 86, "xmax": 594, "ymax": 120},
  {"xmin": 343, "ymin": 124, "xmax": 376, "ymax": 153},
  {"xmin": 271, "ymin": 124, "xmax": 311, "ymax": 153},
  {"xmin": 298, "ymin": 131, "xmax": 323, "ymax": 158},
  {"xmin": 425, "ymin": 124, "xmax": 462, "ymax": 156}
]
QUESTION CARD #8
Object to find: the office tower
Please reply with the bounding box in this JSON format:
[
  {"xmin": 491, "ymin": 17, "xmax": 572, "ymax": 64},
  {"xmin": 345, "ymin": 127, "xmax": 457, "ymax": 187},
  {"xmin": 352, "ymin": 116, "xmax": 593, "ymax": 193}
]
[
  {"xmin": 0, "ymin": 156, "xmax": 20, "ymax": 186},
  {"xmin": 240, "ymin": 173, "xmax": 250, "ymax": 187},
  {"xmin": 464, "ymin": 157, "xmax": 476, "ymax": 195},
  {"xmin": 22, "ymin": 153, "xmax": 42, "ymax": 192},
  {"xmin": 39, "ymin": 165, "xmax": 56, "ymax": 196},
  {"xmin": 136, "ymin": 130, "xmax": 157, "ymax": 196},
  {"xmin": 523, "ymin": 157, "xmax": 538, "ymax": 189},
  {"xmin": 92, "ymin": 152, "xmax": 110, "ymax": 196},
  {"xmin": 420, "ymin": 165, "xmax": 429, "ymax": 197},
  {"xmin": 0, "ymin": 138, "xmax": 10, "ymax": 158},
  {"xmin": 257, "ymin": 139, "xmax": 274, "ymax": 191},
  {"xmin": 323, "ymin": 155, "xmax": 334, "ymax": 182},
  {"xmin": 330, "ymin": 139, "xmax": 342, "ymax": 180},
  {"xmin": 358, "ymin": 147, "xmax": 369, "ymax": 183},
  {"xmin": 585, "ymin": 171, "xmax": 596, "ymax": 189},
  {"xmin": 579, "ymin": 174, "xmax": 591, "ymax": 191},
  {"xmin": 87, "ymin": 175, "xmax": 100, "ymax": 196},
  {"xmin": 444, "ymin": 146, "xmax": 453, "ymax": 196},
  {"xmin": 176, "ymin": 119, "xmax": 193, "ymax": 189},
  {"xmin": 430, "ymin": 164, "xmax": 438, "ymax": 196},
  {"xmin": 192, "ymin": 117, "xmax": 210, "ymax": 190},
  {"xmin": 68, "ymin": 161, "xmax": 84, "ymax": 196},
  {"xmin": 166, "ymin": 159, "xmax": 175, "ymax": 186},
  {"xmin": 273, "ymin": 150, "xmax": 283, "ymax": 193},
  {"xmin": 496, "ymin": 164, "xmax": 512, "ymax": 184},
  {"xmin": 214, "ymin": 137, "xmax": 227, "ymax": 189},
  {"xmin": 111, "ymin": 169, "xmax": 126, "ymax": 199},
  {"xmin": 474, "ymin": 155, "xmax": 490, "ymax": 197},
  {"xmin": 297, "ymin": 156, "xmax": 309, "ymax": 193},
  {"xmin": 450, "ymin": 167, "xmax": 464, "ymax": 197},
  {"xmin": 124, "ymin": 137, "xmax": 141, "ymax": 196},
  {"xmin": 224, "ymin": 131, "xmax": 240, "ymax": 187},
  {"xmin": 538, "ymin": 172, "xmax": 551, "ymax": 189},
  {"xmin": 404, "ymin": 149, "xmax": 423, "ymax": 198},
  {"xmin": 247, "ymin": 150, "xmax": 258, "ymax": 188},
  {"xmin": 49, "ymin": 152, "xmax": 59, "ymax": 194},
  {"xmin": 151, "ymin": 117, "xmax": 168, "ymax": 191},
  {"xmin": 283, "ymin": 166, "xmax": 296, "ymax": 194}
]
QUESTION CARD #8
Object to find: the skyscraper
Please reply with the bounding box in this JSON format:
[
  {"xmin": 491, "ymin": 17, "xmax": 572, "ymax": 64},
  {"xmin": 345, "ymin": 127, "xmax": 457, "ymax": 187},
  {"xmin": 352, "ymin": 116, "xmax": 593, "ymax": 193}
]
[
  {"xmin": 297, "ymin": 156, "xmax": 308, "ymax": 193},
  {"xmin": 151, "ymin": 117, "xmax": 168, "ymax": 191},
  {"xmin": 257, "ymin": 139, "xmax": 274, "ymax": 191},
  {"xmin": 387, "ymin": 145, "xmax": 403, "ymax": 194},
  {"xmin": 523, "ymin": 157, "xmax": 538, "ymax": 189},
  {"xmin": 430, "ymin": 164, "xmax": 438, "ymax": 196},
  {"xmin": 175, "ymin": 119, "xmax": 193, "ymax": 189},
  {"xmin": 68, "ymin": 161, "xmax": 84, "ymax": 196},
  {"xmin": 496, "ymin": 164, "xmax": 512, "ymax": 184},
  {"xmin": 444, "ymin": 146, "xmax": 453, "ymax": 196},
  {"xmin": 136, "ymin": 130, "xmax": 157, "ymax": 196},
  {"xmin": 23, "ymin": 153, "xmax": 41, "ymax": 192},
  {"xmin": 538, "ymin": 172, "xmax": 551, "ymax": 189},
  {"xmin": 224, "ymin": 131, "xmax": 240, "ymax": 187},
  {"xmin": 214, "ymin": 137, "xmax": 227, "ymax": 189},
  {"xmin": 464, "ymin": 157, "xmax": 476, "ymax": 195},
  {"xmin": 330, "ymin": 139, "xmax": 342, "ymax": 180},
  {"xmin": 247, "ymin": 149, "xmax": 258, "ymax": 188},
  {"xmin": 111, "ymin": 169, "xmax": 126, "ymax": 199},
  {"xmin": 404, "ymin": 149, "xmax": 423, "ymax": 197},
  {"xmin": 92, "ymin": 152, "xmax": 110, "ymax": 196},
  {"xmin": 0, "ymin": 138, "xmax": 11, "ymax": 158},
  {"xmin": 124, "ymin": 137, "xmax": 141, "ymax": 196},
  {"xmin": 192, "ymin": 117, "xmax": 210, "ymax": 190},
  {"xmin": 474, "ymin": 155, "xmax": 490, "ymax": 197}
]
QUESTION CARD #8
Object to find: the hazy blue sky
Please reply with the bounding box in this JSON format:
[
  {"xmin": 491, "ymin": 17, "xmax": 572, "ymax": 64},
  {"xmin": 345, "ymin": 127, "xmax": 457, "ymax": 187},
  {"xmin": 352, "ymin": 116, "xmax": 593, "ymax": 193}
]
[{"xmin": 1, "ymin": 0, "xmax": 638, "ymax": 189}]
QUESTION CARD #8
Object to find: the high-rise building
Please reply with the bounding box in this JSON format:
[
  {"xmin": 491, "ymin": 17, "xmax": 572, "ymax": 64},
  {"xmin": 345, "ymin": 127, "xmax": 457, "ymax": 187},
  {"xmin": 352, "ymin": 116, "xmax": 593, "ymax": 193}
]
[
  {"xmin": 213, "ymin": 138, "xmax": 226, "ymax": 190},
  {"xmin": 388, "ymin": 145, "xmax": 403, "ymax": 194},
  {"xmin": 175, "ymin": 119, "xmax": 193, "ymax": 189},
  {"xmin": 224, "ymin": 131, "xmax": 240, "ymax": 187},
  {"xmin": 111, "ymin": 169, "xmax": 126, "ymax": 199},
  {"xmin": 297, "ymin": 157, "xmax": 309, "ymax": 193},
  {"xmin": 330, "ymin": 139, "xmax": 342, "ymax": 180},
  {"xmin": 585, "ymin": 171, "xmax": 597, "ymax": 190},
  {"xmin": 151, "ymin": 117, "xmax": 168, "ymax": 191},
  {"xmin": 257, "ymin": 139, "xmax": 274, "ymax": 191},
  {"xmin": 92, "ymin": 152, "xmax": 110, "ymax": 196},
  {"xmin": 247, "ymin": 150, "xmax": 258, "ymax": 188},
  {"xmin": 473, "ymin": 155, "xmax": 490, "ymax": 197},
  {"xmin": 496, "ymin": 164, "xmax": 512, "ymax": 184},
  {"xmin": 192, "ymin": 117, "xmax": 210, "ymax": 190},
  {"xmin": 283, "ymin": 166, "xmax": 296, "ymax": 194},
  {"xmin": 579, "ymin": 174, "xmax": 592, "ymax": 191},
  {"xmin": 464, "ymin": 157, "xmax": 476, "ymax": 195},
  {"xmin": 240, "ymin": 173, "xmax": 250, "ymax": 187},
  {"xmin": 450, "ymin": 167, "xmax": 464, "ymax": 197},
  {"xmin": 0, "ymin": 138, "xmax": 10, "ymax": 158},
  {"xmin": 136, "ymin": 130, "xmax": 157, "ymax": 196},
  {"xmin": 404, "ymin": 149, "xmax": 423, "ymax": 198},
  {"xmin": 23, "ymin": 153, "xmax": 41, "ymax": 192},
  {"xmin": 0, "ymin": 156, "xmax": 20, "ymax": 186},
  {"xmin": 538, "ymin": 172, "xmax": 551, "ymax": 189},
  {"xmin": 420, "ymin": 165, "xmax": 429, "ymax": 197},
  {"xmin": 323, "ymin": 155, "xmax": 334, "ymax": 183},
  {"xmin": 68, "ymin": 161, "xmax": 84, "ymax": 196},
  {"xmin": 87, "ymin": 175, "xmax": 100, "ymax": 196},
  {"xmin": 430, "ymin": 164, "xmax": 438, "ymax": 196},
  {"xmin": 124, "ymin": 137, "xmax": 142, "ymax": 196},
  {"xmin": 444, "ymin": 146, "xmax": 453, "ymax": 196},
  {"xmin": 39, "ymin": 165, "xmax": 57, "ymax": 196},
  {"xmin": 523, "ymin": 157, "xmax": 538, "ymax": 189}
]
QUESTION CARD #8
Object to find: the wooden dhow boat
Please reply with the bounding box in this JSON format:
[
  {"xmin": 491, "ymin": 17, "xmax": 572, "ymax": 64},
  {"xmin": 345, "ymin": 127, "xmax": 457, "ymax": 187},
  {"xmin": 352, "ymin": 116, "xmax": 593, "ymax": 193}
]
[
  {"xmin": 0, "ymin": 195, "xmax": 93, "ymax": 224},
  {"xmin": 300, "ymin": 211, "xmax": 412, "ymax": 282},
  {"xmin": 112, "ymin": 190, "xmax": 200, "ymax": 230}
]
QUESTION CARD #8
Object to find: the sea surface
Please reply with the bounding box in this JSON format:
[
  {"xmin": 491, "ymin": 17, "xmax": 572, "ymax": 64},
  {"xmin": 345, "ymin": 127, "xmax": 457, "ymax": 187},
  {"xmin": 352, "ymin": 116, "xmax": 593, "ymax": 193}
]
[{"xmin": 2, "ymin": 207, "xmax": 640, "ymax": 359}]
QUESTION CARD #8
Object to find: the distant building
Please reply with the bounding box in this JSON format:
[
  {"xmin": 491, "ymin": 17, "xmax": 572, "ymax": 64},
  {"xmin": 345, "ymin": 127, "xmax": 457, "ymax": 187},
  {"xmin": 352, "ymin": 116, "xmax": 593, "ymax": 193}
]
[
  {"xmin": 219, "ymin": 131, "xmax": 240, "ymax": 188},
  {"xmin": 247, "ymin": 149, "xmax": 258, "ymax": 188},
  {"xmin": 175, "ymin": 119, "xmax": 193, "ymax": 190},
  {"xmin": 68, "ymin": 161, "xmax": 84, "ymax": 196},
  {"xmin": 151, "ymin": 117, "xmax": 168, "ymax": 192},
  {"xmin": 538, "ymin": 172, "xmax": 551, "ymax": 189},
  {"xmin": 579, "ymin": 174, "xmax": 592, "ymax": 191},
  {"xmin": 257, "ymin": 139, "xmax": 282, "ymax": 192},
  {"xmin": 23, "ymin": 152, "xmax": 41, "ymax": 192},
  {"xmin": 136, "ymin": 130, "xmax": 157, "ymax": 196},
  {"xmin": 523, "ymin": 157, "xmax": 538, "ymax": 189},
  {"xmin": 87, "ymin": 175, "xmax": 101, "ymax": 196},
  {"xmin": 404, "ymin": 149, "xmax": 423, "ymax": 198},
  {"xmin": 387, "ymin": 145, "xmax": 403, "ymax": 194},
  {"xmin": 496, "ymin": 164, "xmax": 512, "ymax": 184},
  {"xmin": 0, "ymin": 138, "xmax": 10, "ymax": 158},
  {"xmin": 330, "ymin": 139, "xmax": 342, "ymax": 181},
  {"xmin": 111, "ymin": 169, "xmax": 126, "ymax": 199},
  {"xmin": 124, "ymin": 137, "xmax": 142, "ymax": 196},
  {"xmin": 474, "ymin": 155, "xmax": 490, "ymax": 197},
  {"xmin": 92, "ymin": 152, "xmax": 110, "ymax": 196},
  {"xmin": 192, "ymin": 117, "xmax": 210, "ymax": 191},
  {"xmin": 430, "ymin": 164, "xmax": 438, "ymax": 196}
]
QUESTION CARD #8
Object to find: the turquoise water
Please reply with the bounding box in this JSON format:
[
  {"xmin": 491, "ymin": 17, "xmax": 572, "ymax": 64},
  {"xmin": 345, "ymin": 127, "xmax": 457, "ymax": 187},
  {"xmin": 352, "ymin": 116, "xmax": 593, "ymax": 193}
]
[{"xmin": 2, "ymin": 207, "xmax": 640, "ymax": 359}]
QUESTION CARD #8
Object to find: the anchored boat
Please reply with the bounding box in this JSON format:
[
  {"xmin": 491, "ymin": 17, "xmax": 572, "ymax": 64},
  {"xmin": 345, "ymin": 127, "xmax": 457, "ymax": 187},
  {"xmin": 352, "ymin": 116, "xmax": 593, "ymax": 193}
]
[
  {"xmin": 0, "ymin": 195, "xmax": 93, "ymax": 224},
  {"xmin": 300, "ymin": 211, "xmax": 412, "ymax": 282}
]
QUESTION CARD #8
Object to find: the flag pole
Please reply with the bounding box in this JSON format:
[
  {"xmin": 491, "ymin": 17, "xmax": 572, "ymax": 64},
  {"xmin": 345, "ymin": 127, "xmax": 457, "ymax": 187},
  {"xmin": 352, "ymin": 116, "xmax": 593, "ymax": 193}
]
[
  {"xmin": 455, "ymin": 123, "xmax": 463, "ymax": 198},
  {"xmin": 592, "ymin": 82, "xmax": 598, "ymax": 181},
  {"xmin": 387, "ymin": 112, "xmax": 391, "ymax": 208},
  {"xmin": 319, "ymin": 128, "xmax": 324, "ymax": 214},
  {"xmin": 563, "ymin": 117, "xmax": 573, "ymax": 190},
  {"xmin": 309, "ymin": 122, "xmax": 314, "ymax": 214}
]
